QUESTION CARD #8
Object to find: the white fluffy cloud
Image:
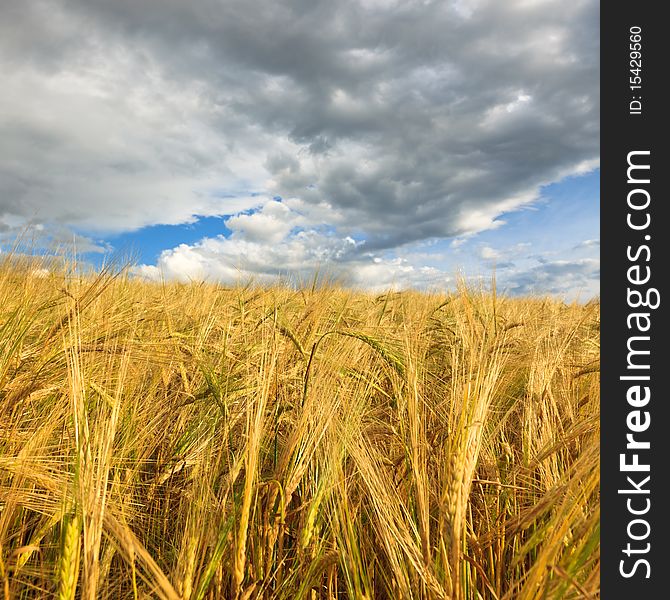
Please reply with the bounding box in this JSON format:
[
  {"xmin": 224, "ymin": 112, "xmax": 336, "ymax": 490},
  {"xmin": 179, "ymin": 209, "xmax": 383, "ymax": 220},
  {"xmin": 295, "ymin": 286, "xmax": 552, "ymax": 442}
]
[
  {"xmin": 132, "ymin": 199, "xmax": 453, "ymax": 291},
  {"xmin": 225, "ymin": 201, "xmax": 302, "ymax": 244}
]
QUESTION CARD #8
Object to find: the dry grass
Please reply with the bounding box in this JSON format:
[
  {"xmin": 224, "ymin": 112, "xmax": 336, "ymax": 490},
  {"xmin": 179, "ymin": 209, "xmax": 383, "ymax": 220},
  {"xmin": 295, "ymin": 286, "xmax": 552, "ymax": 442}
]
[{"xmin": 0, "ymin": 254, "xmax": 599, "ymax": 599}]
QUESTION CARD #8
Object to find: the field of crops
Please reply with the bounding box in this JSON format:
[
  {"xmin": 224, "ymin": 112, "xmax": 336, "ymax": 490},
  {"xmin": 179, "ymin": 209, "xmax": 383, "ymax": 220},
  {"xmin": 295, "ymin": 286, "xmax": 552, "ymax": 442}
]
[{"xmin": 0, "ymin": 257, "xmax": 600, "ymax": 599}]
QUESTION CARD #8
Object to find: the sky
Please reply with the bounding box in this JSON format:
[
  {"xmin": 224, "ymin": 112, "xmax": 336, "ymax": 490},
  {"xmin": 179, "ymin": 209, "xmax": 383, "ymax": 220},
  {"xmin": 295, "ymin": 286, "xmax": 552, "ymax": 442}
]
[{"xmin": 0, "ymin": 0, "xmax": 599, "ymax": 298}]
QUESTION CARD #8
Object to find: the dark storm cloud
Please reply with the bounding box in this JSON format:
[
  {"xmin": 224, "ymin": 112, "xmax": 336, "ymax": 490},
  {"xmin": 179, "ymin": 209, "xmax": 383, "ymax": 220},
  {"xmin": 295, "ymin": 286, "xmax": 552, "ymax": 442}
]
[{"xmin": 1, "ymin": 0, "xmax": 598, "ymax": 249}]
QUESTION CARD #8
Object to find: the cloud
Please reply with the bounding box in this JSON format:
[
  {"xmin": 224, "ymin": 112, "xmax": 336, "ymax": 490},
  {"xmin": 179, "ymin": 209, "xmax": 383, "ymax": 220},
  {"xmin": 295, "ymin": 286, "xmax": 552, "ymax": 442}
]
[
  {"xmin": 574, "ymin": 238, "xmax": 600, "ymax": 250},
  {"xmin": 474, "ymin": 242, "xmax": 534, "ymax": 270},
  {"xmin": 1, "ymin": 0, "xmax": 598, "ymax": 253},
  {"xmin": 131, "ymin": 199, "xmax": 454, "ymax": 291},
  {"xmin": 479, "ymin": 246, "xmax": 501, "ymax": 261},
  {"xmin": 501, "ymin": 258, "xmax": 600, "ymax": 298},
  {"xmin": 225, "ymin": 201, "xmax": 303, "ymax": 244},
  {"xmin": 0, "ymin": 220, "xmax": 110, "ymax": 254},
  {"xmin": 132, "ymin": 229, "xmax": 438, "ymax": 292}
]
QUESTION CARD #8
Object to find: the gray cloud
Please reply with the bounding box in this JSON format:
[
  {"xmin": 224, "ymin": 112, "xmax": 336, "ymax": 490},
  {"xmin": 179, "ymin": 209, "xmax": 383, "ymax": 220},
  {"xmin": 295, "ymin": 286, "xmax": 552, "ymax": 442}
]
[
  {"xmin": 1, "ymin": 0, "xmax": 598, "ymax": 251},
  {"xmin": 501, "ymin": 258, "xmax": 600, "ymax": 298}
]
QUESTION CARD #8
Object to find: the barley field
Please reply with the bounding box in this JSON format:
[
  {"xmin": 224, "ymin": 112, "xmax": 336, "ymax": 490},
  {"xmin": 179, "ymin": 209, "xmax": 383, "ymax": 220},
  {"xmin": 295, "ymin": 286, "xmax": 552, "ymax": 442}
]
[{"xmin": 0, "ymin": 255, "xmax": 599, "ymax": 599}]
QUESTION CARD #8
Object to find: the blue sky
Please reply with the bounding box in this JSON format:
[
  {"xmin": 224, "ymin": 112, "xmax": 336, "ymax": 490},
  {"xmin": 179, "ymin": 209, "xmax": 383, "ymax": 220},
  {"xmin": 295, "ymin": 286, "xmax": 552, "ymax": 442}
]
[
  {"xmin": 1, "ymin": 0, "xmax": 599, "ymax": 298},
  {"xmin": 100, "ymin": 216, "xmax": 234, "ymax": 266}
]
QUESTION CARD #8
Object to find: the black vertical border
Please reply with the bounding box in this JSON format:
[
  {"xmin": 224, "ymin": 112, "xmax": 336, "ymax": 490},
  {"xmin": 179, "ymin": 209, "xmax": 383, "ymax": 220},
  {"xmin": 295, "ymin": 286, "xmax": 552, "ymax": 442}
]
[{"xmin": 601, "ymin": 3, "xmax": 668, "ymax": 595}]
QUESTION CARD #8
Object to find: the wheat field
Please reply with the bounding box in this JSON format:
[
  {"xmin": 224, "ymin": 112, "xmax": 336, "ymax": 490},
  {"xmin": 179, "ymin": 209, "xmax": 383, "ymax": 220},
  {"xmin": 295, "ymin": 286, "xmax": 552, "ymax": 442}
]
[{"xmin": 0, "ymin": 255, "xmax": 599, "ymax": 599}]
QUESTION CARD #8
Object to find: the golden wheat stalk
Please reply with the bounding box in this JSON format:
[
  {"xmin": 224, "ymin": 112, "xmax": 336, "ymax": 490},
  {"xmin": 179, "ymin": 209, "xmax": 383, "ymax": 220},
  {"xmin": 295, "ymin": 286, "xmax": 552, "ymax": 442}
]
[{"xmin": 58, "ymin": 514, "xmax": 81, "ymax": 600}]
